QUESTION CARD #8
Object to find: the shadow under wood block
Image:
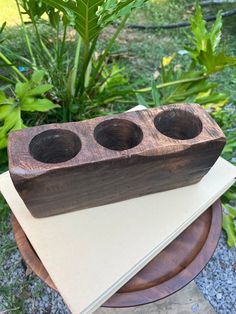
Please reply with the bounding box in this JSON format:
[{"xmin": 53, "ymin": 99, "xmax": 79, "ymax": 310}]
[{"xmin": 8, "ymin": 103, "xmax": 226, "ymax": 218}]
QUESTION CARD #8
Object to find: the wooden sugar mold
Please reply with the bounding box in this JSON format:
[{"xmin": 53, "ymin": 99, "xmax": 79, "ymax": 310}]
[{"xmin": 8, "ymin": 103, "xmax": 226, "ymax": 218}]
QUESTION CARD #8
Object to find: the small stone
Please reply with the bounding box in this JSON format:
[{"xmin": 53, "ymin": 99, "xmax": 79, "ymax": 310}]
[
  {"xmin": 191, "ymin": 303, "xmax": 199, "ymax": 313},
  {"xmin": 220, "ymin": 260, "xmax": 227, "ymax": 270},
  {"xmin": 217, "ymin": 293, "xmax": 222, "ymax": 300},
  {"xmin": 232, "ymin": 263, "xmax": 236, "ymax": 272}
]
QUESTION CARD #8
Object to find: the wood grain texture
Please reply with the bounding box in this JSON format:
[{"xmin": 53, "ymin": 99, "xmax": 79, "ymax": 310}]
[
  {"xmin": 8, "ymin": 103, "xmax": 226, "ymax": 218},
  {"xmin": 11, "ymin": 200, "xmax": 222, "ymax": 307}
]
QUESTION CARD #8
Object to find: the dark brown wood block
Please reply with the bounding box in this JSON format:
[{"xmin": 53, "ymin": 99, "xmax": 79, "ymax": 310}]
[{"xmin": 8, "ymin": 104, "xmax": 226, "ymax": 218}]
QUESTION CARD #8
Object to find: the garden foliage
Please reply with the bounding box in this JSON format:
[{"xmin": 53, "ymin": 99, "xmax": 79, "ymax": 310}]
[{"xmin": 0, "ymin": 0, "xmax": 235, "ymax": 245}]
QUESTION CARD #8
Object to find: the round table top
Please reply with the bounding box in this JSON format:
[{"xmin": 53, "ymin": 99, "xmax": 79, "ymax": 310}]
[{"xmin": 11, "ymin": 200, "xmax": 222, "ymax": 308}]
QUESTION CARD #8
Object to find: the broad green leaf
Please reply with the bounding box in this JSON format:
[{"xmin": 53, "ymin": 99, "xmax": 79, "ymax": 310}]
[
  {"xmin": 224, "ymin": 204, "xmax": 236, "ymax": 218},
  {"xmin": 67, "ymin": 67, "xmax": 77, "ymax": 98},
  {"xmin": 0, "ymin": 104, "xmax": 23, "ymax": 149},
  {"xmin": 195, "ymin": 92, "xmax": 228, "ymax": 105},
  {"xmin": 0, "ymin": 135, "xmax": 7, "ymax": 149},
  {"xmin": 27, "ymin": 84, "xmax": 53, "ymax": 96},
  {"xmin": 210, "ymin": 11, "xmax": 222, "ymax": 52},
  {"xmin": 48, "ymin": 9, "xmax": 61, "ymax": 28},
  {"xmin": 98, "ymin": 0, "xmax": 146, "ymax": 27},
  {"xmin": 222, "ymin": 213, "xmax": 236, "ymax": 247},
  {"xmin": 19, "ymin": 0, "xmax": 49, "ymax": 19},
  {"xmin": 21, "ymin": 98, "xmax": 59, "ymax": 112},
  {"xmin": 99, "ymin": 63, "xmax": 127, "ymax": 92},
  {"xmin": 0, "ymin": 96, "xmax": 16, "ymax": 106},
  {"xmin": 161, "ymin": 72, "xmax": 212, "ymax": 104},
  {"xmin": 223, "ymin": 191, "xmax": 236, "ymax": 202},
  {"xmin": 0, "ymin": 91, "xmax": 6, "ymax": 103},
  {"xmin": 178, "ymin": 81, "xmax": 218, "ymax": 100},
  {"xmin": 0, "ymin": 105, "xmax": 13, "ymax": 120},
  {"xmin": 31, "ymin": 70, "xmax": 45, "ymax": 83},
  {"xmin": 41, "ymin": 0, "xmax": 147, "ymax": 44},
  {"xmin": 198, "ymin": 42, "xmax": 236, "ymax": 74},
  {"xmin": 0, "ymin": 107, "xmax": 21, "ymax": 133},
  {"xmin": 189, "ymin": 0, "xmax": 207, "ymax": 52},
  {"xmin": 41, "ymin": 0, "xmax": 103, "ymax": 43},
  {"xmin": 15, "ymin": 81, "xmax": 31, "ymax": 98}
]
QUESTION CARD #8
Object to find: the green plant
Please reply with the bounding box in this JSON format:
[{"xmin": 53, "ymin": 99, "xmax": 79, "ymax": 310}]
[
  {"xmin": 0, "ymin": 1, "xmax": 235, "ymax": 247},
  {"xmin": 0, "ymin": 70, "xmax": 59, "ymax": 150},
  {"xmin": 134, "ymin": 4, "xmax": 236, "ymax": 248},
  {"xmin": 136, "ymin": 1, "xmax": 236, "ymax": 108},
  {"xmin": 2, "ymin": 1, "xmax": 236, "ymax": 121},
  {"xmin": 213, "ymin": 103, "xmax": 236, "ymax": 246},
  {"xmin": 13, "ymin": 0, "xmax": 147, "ymax": 119}
]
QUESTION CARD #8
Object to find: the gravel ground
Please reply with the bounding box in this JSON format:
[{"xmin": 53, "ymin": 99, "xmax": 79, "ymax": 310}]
[
  {"xmin": 195, "ymin": 232, "xmax": 236, "ymax": 314},
  {"xmin": 0, "ymin": 217, "xmax": 236, "ymax": 314}
]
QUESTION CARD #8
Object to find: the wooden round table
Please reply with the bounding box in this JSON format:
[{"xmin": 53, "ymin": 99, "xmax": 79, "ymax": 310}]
[{"xmin": 11, "ymin": 200, "xmax": 222, "ymax": 308}]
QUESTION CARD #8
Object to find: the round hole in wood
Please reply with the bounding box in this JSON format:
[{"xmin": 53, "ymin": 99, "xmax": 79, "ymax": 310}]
[
  {"xmin": 154, "ymin": 108, "xmax": 203, "ymax": 140},
  {"xmin": 94, "ymin": 118, "xmax": 143, "ymax": 151},
  {"xmin": 29, "ymin": 129, "xmax": 81, "ymax": 163}
]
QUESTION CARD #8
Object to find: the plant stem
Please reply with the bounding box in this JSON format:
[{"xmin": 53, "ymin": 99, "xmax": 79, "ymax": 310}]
[
  {"xmin": 71, "ymin": 35, "xmax": 82, "ymax": 97},
  {"xmin": 55, "ymin": 20, "xmax": 60, "ymax": 63},
  {"xmin": 0, "ymin": 52, "xmax": 27, "ymax": 82},
  {"xmin": 63, "ymin": 34, "xmax": 82, "ymax": 122},
  {"xmin": 135, "ymin": 75, "xmax": 206, "ymax": 93},
  {"xmin": 32, "ymin": 18, "xmax": 54, "ymax": 64},
  {"xmin": 0, "ymin": 74, "xmax": 15, "ymax": 84},
  {"xmin": 89, "ymin": 13, "xmax": 130, "ymax": 90},
  {"xmin": 84, "ymin": 40, "xmax": 98, "ymax": 90},
  {"xmin": 1, "ymin": 46, "xmax": 32, "ymax": 66},
  {"xmin": 77, "ymin": 36, "xmax": 98, "ymax": 97},
  {"xmin": 15, "ymin": 0, "xmax": 36, "ymax": 68},
  {"xmin": 78, "ymin": 41, "xmax": 90, "ymax": 97},
  {"xmin": 58, "ymin": 22, "xmax": 68, "ymax": 66}
]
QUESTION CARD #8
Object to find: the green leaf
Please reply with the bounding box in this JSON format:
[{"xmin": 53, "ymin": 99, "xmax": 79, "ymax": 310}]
[
  {"xmin": 198, "ymin": 41, "xmax": 236, "ymax": 74},
  {"xmin": 151, "ymin": 81, "xmax": 161, "ymax": 107},
  {"xmin": 224, "ymin": 204, "xmax": 236, "ymax": 219},
  {"xmin": 15, "ymin": 81, "xmax": 31, "ymax": 98},
  {"xmin": 27, "ymin": 84, "xmax": 53, "ymax": 96},
  {"xmin": 195, "ymin": 92, "xmax": 228, "ymax": 105},
  {"xmin": 0, "ymin": 22, "xmax": 6, "ymax": 34},
  {"xmin": 41, "ymin": 0, "xmax": 103, "ymax": 43},
  {"xmin": 136, "ymin": 94, "xmax": 148, "ymax": 107},
  {"xmin": 99, "ymin": 63, "xmax": 128, "ymax": 93},
  {"xmin": 41, "ymin": 0, "xmax": 147, "ymax": 44},
  {"xmin": 222, "ymin": 212, "xmax": 236, "ymax": 247},
  {"xmin": 0, "ymin": 107, "xmax": 21, "ymax": 134},
  {"xmin": 31, "ymin": 70, "xmax": 45, "ymax": 83},
  {"xmin": 0, "ymin": 105, "xmax": 13, "ymax": 120},
  {"xmin": 0, "ymin": 91, "xmax": 6, "ymax": 103},
  {"xmin": 223, "ymin": 190, "xmax": 236, "ymax": 202},
  {"xmin": 98, "ymin": 0, "xmax": 146, "ymax": 28},
  {"xmin": 21, "ymin": 98, "xmax": 60, "ymax": 112},
  {"xmin": 0, "ymin": 135, "xmax": 7, "ymax": 149},
  {"xmin": 48, "ymin": 8, "xmax": 61, "ymax": 28},
  {"xmin": 0, "ymin": 106, "xmax": 22, "ymax": 149},
  {"xmin": 210, "ymin": 11, "xmax": 222, "ymax": 52},
  {"xmin": 189, "ymin": 0, "xmax": 207, "ymax": 53},
  {"xmin": 66, "ymin": 67, "xmax": 77, "ymax": 98},
  {"xmin": 19, "ymin": 0, "xmax": 49, "ymax": 19}
]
